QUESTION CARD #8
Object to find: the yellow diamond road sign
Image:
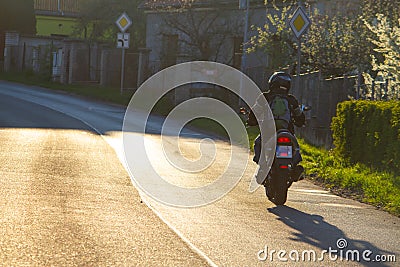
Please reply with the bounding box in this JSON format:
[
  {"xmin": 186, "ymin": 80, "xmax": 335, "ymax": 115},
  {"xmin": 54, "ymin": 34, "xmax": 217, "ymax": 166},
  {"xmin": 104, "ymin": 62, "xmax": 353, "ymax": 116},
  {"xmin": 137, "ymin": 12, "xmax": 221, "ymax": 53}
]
[
  {"xmin": 289, "ymin": 6, "xmax": 311, "ymax": 39},
  {"xmin": 116, "ymin": 12, "xmax": 132, "ymax": 33}
]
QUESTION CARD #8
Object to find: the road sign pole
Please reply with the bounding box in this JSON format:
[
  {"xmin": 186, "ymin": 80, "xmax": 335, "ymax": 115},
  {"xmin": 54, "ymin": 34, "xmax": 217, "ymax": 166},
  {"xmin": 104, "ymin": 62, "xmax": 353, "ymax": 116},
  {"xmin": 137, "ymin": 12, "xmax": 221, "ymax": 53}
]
[
  {"xmin": 289, "ymin": 1, "xmax": 310, "ymax": 92},
  {"xmin": 297, "ymin": 38, "xmax": 301, "ymax": 91},
  {"xmin": 120, "ymin": 48, "xmax": 126, "ymax": 95},
  {"xmin": 297, "ymin": 0, "xmax": 301, "ymax": 91},
  {"xmin": 115, "ymin": 12, "xmax": 132, "ymax": 95}
]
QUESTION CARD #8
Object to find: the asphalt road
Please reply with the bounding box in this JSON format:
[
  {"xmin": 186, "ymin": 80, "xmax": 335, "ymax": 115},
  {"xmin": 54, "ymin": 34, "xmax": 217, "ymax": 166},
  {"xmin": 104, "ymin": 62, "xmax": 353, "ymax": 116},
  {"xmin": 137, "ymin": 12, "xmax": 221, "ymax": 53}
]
[
  {"xmin": 0, "ymin": 84, "xmax": 208, "ymax": 266},
  {"xmin": 0, "ymin": 81, "xmax": 399, "ymax": 266}
]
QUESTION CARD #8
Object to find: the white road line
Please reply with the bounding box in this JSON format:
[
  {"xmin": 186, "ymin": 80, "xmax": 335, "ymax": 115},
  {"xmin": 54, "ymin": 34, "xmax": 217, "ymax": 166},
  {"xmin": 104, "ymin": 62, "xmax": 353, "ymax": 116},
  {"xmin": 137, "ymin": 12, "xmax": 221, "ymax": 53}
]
[
  {"xmin": 139, "ymin": 195, "xmax": 218, "ymax": 267},
  {"xmin": 320, "ymin": 203, "xmax": 365, "ymax": 209},
  {"xmin": 2, "ymin": 90, "xmax": 219, "ymax": 267}
]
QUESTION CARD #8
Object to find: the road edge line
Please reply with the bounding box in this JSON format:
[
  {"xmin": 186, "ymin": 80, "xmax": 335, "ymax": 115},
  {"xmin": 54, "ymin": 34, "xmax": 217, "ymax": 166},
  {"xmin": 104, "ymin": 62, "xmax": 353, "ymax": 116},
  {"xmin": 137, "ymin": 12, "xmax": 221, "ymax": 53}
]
[{"xmin": 2, "ymin": 90, "xmax": 219, "ymax": 267}]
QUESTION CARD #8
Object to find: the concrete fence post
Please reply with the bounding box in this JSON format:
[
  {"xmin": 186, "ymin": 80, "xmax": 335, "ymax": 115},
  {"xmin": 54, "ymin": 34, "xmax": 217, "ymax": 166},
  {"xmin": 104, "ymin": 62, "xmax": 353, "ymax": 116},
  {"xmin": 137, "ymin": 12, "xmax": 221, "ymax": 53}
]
[
  {"xmin": 3, "ymin": 31, "xmax": 20, "ymax": 72},
  {"xmin": 60, "ymin": 41, "xmax": 71, "ymax": 84},
  {"xmin": 137, "ymin": 48, "xmax": 151, "ymax": 89},
  {"xmin": 100, "ymin": 49, "xmax": 109, "ymax": 86},
  {"xmin": 89, "ymin": 42, "xmax": 98, "ymax": 81}
]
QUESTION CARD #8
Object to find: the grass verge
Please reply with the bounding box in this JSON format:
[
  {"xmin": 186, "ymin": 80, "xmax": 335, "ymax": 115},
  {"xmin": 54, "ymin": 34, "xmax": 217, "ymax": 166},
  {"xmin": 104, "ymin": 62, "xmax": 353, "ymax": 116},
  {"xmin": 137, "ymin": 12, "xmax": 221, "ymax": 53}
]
[
  {"xmin": 236, "ymin": 126, "xmax": 400, "ymax": 216},
  {"xmin": 0, "ymin": 72, "xmax": 134, "ymax": 106},
  {"xmin": 300, "ymin": 140, "xmax": 400, "ymax": 216},
  {"xmin": 2, "ymin": 72, "xmax": 399, "ymax": 216}
]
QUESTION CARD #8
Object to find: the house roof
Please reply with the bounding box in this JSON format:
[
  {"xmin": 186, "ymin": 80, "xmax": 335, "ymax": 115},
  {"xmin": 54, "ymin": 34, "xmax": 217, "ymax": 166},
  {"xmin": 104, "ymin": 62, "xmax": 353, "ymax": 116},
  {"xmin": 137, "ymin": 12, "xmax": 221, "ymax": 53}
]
[{"xmin": 34, "ymin": 0, "xmax": 80, "ymax": 17}]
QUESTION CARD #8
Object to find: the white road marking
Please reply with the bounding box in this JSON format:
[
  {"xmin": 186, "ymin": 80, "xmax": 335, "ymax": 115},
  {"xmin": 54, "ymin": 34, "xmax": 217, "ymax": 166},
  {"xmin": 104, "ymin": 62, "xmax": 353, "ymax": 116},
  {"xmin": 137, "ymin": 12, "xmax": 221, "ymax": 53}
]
[
  {"xmin": 320, "ymin": 203, "xmax": 366, "ymax": 209},
  {"xmin": 290, "ymin": 188, "xmax": 340, "ymax": 197},
  {"xmin": 0, "ymin": 92, "xmax": 219, "ymax": 267}
]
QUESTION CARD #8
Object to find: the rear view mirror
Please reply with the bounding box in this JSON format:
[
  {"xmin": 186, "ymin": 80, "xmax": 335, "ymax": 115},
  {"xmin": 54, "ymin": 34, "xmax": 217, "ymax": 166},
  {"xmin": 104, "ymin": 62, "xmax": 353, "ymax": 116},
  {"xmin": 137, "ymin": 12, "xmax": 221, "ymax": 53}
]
[{"xmin": 301, "ymin": 105, "xmax": 312, "ymax": 112}]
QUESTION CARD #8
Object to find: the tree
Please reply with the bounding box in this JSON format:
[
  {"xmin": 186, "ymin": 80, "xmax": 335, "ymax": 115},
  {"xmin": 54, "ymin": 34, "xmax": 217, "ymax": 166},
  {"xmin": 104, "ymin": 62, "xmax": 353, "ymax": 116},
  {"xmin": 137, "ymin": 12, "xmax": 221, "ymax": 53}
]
[
  {"xmin": 361, "ymin": 0, "xmax": 399, "ymax": 26},
  {"xmin": 303, "ymin": 13, "xmax": 372, "ymax": 76},
  {"xmin": 160, "ymin": 7, "xmax": 242, "ymax": 62},
  {"xmin": 248, "ymin": 0, "xmax": 380, "ymax": 77},
  {"xmin": 155, "ymin": 1, "xmax": 243, "ymax": 63},
  {"xmin": 0, "ymin": 0, "xmax": 36, "ymax": 34},
  {"xmin": 364, "ymin": 14, "xmax": 400, "ymax": 98},
  {"xmin": 360, "ymin": 0, "xmax": 400, "ymax": 98},
  {"xmin": 75, "ymin": 0, "xmax": 146, "ymax": 49},
  {"xmin": 248, "ymin": 0, "xmax": 298, "ymax": 72}
]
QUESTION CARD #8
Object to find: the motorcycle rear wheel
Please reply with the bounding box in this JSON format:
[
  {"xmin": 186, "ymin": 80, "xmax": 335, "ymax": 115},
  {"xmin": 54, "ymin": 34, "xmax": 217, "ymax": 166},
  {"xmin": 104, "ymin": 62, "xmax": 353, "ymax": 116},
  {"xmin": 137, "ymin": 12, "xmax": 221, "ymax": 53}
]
[{"xmin": 265, "ymin": 178, "xmax": 288, "ymax": 205}]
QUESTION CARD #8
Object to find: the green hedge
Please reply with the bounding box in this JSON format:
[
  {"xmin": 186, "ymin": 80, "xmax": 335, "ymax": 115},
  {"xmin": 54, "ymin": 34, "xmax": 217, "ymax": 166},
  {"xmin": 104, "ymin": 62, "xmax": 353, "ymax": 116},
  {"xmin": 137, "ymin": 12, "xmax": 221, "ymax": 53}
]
[{"xmin": 331, "ymin": 100, "xmax": 400, "ymax": 174}]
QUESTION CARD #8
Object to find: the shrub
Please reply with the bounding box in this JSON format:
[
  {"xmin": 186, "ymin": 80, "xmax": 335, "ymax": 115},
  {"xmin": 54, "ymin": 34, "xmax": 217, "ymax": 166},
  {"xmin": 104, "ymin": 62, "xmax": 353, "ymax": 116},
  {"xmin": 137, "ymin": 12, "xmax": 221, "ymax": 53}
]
[{"xmin": 331, "ymin": 100, "xmax": 400, "ymax": 174}]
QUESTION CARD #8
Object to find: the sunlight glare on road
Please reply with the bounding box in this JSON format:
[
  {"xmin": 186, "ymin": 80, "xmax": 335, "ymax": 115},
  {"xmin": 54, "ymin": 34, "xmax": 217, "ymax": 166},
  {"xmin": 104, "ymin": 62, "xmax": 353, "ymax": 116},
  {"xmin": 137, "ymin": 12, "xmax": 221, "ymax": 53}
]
[{"xmin": 122, "ymin": 61, "xmax": 276, "ymax": 207}]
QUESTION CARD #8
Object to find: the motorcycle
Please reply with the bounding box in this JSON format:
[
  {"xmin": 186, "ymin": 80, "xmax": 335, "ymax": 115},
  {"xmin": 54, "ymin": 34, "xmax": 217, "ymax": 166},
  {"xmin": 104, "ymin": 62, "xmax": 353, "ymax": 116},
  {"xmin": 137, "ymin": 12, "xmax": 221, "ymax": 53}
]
[{"xmin": 240, "ymin": 105, "xmax": 311, "ymax": 205}]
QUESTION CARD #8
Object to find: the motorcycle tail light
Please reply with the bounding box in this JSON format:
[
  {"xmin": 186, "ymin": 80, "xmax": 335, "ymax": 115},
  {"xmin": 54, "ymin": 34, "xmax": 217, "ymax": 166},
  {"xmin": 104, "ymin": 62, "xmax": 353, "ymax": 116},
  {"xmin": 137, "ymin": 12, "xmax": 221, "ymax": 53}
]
[
  {"xmin": 279, "ymin": 165, "xmax": 289, "ymax": 169},
  {"xmin": 277, "ymin": 137, "xmax": 291, "ymax": 144}
]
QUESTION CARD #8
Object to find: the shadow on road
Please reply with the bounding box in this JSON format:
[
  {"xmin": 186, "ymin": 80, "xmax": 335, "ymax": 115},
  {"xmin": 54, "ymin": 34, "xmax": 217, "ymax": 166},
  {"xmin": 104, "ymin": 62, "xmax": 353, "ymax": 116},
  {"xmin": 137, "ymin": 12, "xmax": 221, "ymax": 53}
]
[
  {"xmin": 0, "ymin": 90, "xmax": 214, "ymax": 139},
  {"xmin": 268, "ymin": 206, "xmax": 393, "ymax": 266}
]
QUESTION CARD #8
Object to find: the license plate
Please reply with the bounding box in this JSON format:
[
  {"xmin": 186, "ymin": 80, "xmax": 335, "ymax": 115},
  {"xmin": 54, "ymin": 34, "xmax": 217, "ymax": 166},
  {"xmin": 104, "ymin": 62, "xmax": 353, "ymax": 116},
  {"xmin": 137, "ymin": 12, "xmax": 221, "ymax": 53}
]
[{"xmin": 276, "ymin": 145, "xmax": 293, "ymax": 158}]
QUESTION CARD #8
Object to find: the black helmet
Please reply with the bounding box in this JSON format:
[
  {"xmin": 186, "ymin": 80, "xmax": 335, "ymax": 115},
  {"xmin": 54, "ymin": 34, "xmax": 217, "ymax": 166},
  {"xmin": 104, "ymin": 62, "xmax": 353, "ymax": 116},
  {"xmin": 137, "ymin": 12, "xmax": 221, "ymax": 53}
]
[{"xmin": 268, "ymin": 71, "xmax": 291, "ymax": 93}]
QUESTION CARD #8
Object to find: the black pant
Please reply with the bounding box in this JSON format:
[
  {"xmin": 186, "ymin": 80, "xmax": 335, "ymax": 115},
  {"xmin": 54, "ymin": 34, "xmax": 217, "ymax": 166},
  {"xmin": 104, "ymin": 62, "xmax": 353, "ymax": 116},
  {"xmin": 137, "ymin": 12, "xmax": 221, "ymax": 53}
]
[{"xmin": 253, "ymin": 134, "xmax": 262, "ymax": 164}]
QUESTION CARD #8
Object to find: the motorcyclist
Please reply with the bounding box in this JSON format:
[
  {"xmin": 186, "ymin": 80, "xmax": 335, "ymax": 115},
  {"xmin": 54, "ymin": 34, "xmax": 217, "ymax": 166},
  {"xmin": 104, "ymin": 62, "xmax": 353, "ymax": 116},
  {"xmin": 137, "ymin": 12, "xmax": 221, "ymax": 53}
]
[{"xmin": 247, "ymin": 71, "xmax": 306, "ymax": 184}]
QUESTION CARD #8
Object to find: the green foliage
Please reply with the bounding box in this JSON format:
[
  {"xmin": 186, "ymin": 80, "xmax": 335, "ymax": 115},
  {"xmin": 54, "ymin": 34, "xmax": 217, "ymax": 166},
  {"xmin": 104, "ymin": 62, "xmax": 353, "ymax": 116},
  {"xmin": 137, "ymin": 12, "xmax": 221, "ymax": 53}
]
[
  {"xmin": 0, "ymin": 0, "xmax": 36, "ymax": 34},
  {"xmin": 361, "ymin": 0, "xmax": 400, "ymax": 27},
  {"xmin": 248, "ymin": 1, "xmax": 373, "ymax": 76},
  {"xmin": 248, "ymin": 127, "xmax": 400, "ymax": 215},
  {"xmin": 300, "ymin": 139, "xmax": 400, "ymax": 216},
  {"xmin": 186, "ymin": 118, "xmax": 228, "ymax": 138},
  {"xmin": 245, "ymin": 126, "xmax": 400, "ymax": 216},
  {"xmin": 248, "ymin": 0, "xmax": 298, "ymax": 71},
  {"xmin": 245, "ymin": 126, "xmax": 260, "ymax": 152},
  {"xmin": 303, "ymin": 14, "xmax": 371, "ymax": 76},
  {"xmin": 332, "ymin": 100, "xmax": 400, "ymax": 174},
  {"xmin": 363, "ymin": 14, "xmax": 400, "ymax": 97},
  {"xmin": 246, "ymin": 125, "xmax": 400, "ymax": 216},
  {"xmin": 249, "ymin": 0, "xmax": 400, "ymax": 78}
]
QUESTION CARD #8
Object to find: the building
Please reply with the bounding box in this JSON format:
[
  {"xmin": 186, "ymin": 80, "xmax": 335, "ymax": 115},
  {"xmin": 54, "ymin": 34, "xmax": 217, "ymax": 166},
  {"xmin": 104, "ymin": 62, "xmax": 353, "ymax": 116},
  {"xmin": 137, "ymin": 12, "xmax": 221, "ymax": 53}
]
[
  {"xmin": 141, "ymin": 0, "xmax": 266, "ymax": 74},
  {"xmin": 140, "ymin": 0, "xmax": 361, "ymax": 89},
  {"xmin": 34, "ymin": 0, "xmax": 81, "ymax": 37}
]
